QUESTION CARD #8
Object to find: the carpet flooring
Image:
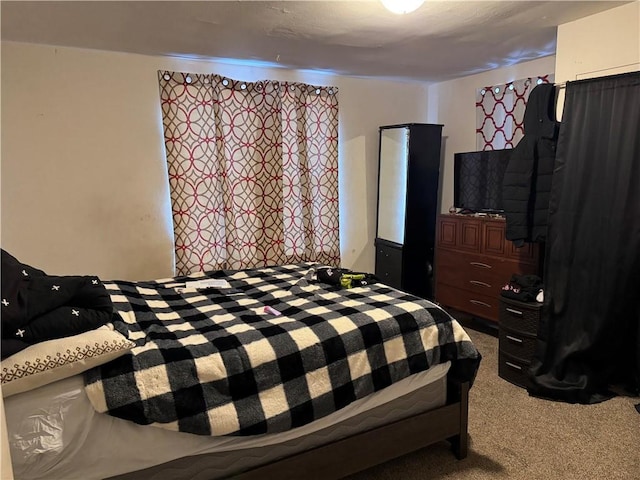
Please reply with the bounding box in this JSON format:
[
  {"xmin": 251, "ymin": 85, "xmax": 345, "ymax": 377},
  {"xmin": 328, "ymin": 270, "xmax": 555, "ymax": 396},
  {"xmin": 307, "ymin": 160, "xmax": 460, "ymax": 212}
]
[{"xmin": 346, "ymin": 326, "xmax": 640, "ymax": 480}]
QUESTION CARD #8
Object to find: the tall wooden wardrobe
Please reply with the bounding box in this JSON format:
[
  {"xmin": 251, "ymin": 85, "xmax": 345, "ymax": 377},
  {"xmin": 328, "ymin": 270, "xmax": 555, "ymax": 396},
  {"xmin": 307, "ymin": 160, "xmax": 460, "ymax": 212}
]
[{"xmin": 374, "ymin": 123, "xmax": 443, "ymax": 299}]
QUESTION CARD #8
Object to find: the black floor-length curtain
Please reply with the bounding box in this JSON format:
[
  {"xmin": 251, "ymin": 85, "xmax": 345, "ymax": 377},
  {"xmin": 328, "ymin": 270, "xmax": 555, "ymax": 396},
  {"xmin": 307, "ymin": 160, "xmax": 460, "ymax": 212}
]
[{"xmin": 529, "ymin": 71, "xmax": 640, "ymax": 404}]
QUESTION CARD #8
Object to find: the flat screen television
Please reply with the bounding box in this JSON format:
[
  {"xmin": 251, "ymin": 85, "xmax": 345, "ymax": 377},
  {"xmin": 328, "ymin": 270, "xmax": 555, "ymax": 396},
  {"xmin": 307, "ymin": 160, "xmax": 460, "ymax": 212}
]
[{"xmin": 453, "ymin": 149, "xmax": 512, "ymax": 214}]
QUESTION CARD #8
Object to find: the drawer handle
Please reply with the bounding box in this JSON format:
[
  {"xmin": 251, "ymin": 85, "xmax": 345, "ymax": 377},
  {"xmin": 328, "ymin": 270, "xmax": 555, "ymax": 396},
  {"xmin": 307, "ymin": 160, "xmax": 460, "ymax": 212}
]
[
  {"xmin": 470, "ymin": 262, "xmax": 492, "ymax": 269},
  {"xmin": 506, "ymin": 307, "xmax": 523, "ymax": 316},
  {"xmin": 470, "ymin": 300, "xmax": 491, "ymax": 308},
  {"xmin": 506, "ymin": 335, "xmax": 523, "ymax": 344},
  {"xmin": 470, "ymin": 280, "xmax": 491, "ymax": 288},
  {"xmin": 505, "ymin": 361, "xmax": 523, "ymax": 371}
]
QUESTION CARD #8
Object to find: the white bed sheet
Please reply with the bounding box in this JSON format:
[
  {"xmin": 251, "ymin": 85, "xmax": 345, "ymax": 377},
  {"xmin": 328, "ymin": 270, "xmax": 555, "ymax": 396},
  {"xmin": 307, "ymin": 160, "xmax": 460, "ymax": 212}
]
[{"xmin": 5, "ymin": 361, "xmax": 449, "ymax": 480}]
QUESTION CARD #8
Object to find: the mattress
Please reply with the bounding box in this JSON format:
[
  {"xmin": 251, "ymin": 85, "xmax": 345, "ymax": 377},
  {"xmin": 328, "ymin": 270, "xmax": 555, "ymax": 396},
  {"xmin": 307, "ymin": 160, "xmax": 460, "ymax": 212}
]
[{"xmin": 5, "ymin": 361, "xmax": 449, "ymax": 480}]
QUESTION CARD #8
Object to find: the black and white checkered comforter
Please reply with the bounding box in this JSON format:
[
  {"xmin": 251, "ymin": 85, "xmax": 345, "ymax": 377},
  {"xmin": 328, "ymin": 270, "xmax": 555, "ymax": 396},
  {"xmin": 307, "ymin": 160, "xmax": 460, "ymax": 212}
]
[{"xmin": 84, "ymin": 264, "xmax": 480, "ymax": 436}]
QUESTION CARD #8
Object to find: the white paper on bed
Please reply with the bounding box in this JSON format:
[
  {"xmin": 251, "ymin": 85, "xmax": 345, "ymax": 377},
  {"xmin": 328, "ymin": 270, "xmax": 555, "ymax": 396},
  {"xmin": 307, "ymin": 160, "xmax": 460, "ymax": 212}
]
[{"xmin": 185, "ymin": 279, "xmax": 232, "ymax": 289}]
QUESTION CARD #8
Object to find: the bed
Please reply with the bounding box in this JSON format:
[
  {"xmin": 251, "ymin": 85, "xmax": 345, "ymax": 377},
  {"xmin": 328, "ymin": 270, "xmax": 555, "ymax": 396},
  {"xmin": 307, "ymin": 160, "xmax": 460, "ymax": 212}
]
[{"xmin": 3, "ymin": 263, "xmax": 480, "ymax": 479}]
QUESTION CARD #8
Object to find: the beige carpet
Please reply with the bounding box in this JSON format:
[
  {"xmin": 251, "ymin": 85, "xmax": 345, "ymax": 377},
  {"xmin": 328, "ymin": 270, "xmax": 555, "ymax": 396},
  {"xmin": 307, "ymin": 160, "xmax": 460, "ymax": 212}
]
[{"xmin": 346, "ymin": 326, "xmax": 640, "ymax": 480}]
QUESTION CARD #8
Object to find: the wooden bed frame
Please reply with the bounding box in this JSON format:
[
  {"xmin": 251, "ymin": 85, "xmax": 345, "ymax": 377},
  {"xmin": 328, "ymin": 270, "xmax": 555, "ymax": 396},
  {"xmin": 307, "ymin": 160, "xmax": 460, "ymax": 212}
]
[{"xmin": 110, "ymin": 378, "xmax": 469, "ymax": 480}]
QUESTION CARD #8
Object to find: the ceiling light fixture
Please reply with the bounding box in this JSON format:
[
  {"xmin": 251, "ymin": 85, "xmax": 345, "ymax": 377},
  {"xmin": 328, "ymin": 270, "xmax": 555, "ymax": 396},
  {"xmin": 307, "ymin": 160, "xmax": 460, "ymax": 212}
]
[{"xmin": 380, "ymin": 0, "xmax": 425, "ymax": 15}]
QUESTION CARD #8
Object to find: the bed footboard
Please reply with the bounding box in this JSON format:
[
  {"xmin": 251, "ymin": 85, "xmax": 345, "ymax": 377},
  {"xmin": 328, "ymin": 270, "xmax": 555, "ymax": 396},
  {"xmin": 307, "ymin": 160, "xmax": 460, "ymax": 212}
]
[{"xmin": 233, "ymin": 380, "xmax": 471, "ymax": 479}]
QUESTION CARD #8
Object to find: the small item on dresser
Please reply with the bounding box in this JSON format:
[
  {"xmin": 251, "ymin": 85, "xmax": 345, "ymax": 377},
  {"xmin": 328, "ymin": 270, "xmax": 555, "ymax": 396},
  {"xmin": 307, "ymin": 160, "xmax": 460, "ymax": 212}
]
[{"xmin": 501, "ymin": 274, "xmax": 543, "ymax": 303}]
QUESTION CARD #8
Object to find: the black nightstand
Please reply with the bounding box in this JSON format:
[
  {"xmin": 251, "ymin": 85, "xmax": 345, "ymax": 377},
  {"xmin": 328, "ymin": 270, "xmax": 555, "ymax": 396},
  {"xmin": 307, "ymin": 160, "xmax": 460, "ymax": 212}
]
[{"xmin": 498, "ymin": 297, "xmax": 543, "ymax": 389}]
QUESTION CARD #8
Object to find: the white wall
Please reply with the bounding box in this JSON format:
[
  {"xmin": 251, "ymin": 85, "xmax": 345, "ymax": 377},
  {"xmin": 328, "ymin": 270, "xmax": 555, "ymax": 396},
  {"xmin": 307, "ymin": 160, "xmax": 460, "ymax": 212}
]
[
  {"xmin": 1, "ymin": 42, "xmax": 428, "ymax": 279},
  {"xmin": 427, "ymin": 56, "xmax": 557, "ymax": 213},
  {"xmin": 554, "ymin": 1, "xmax": 639, "ymax": 118},
  {"xmin": 555, "ymin": 2, "xmax": 639, "ymax": 83}
]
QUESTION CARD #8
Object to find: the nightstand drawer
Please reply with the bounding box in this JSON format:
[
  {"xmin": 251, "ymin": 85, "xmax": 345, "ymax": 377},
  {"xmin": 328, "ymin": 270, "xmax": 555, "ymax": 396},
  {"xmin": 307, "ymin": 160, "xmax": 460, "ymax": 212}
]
[
  {"xmin": 499, "ymin": 327, "xmax": 537, "ymax": 361},
  {"xmin": 499, "ymin": 298, "xmax": 541, "ymax": 336},
  {"xmin": 375, "ymin": 241, "xmax": 402, "ymax": 289},
  {"xmin": 498, "ymin": 351, "xmax": 532, "ymax": 389}
]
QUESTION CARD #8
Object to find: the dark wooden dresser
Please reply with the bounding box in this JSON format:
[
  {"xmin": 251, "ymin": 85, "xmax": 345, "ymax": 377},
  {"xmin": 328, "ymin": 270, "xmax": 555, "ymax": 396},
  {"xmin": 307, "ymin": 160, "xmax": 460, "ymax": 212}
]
[
  {"xmin": 498, "ymin": 297, "xmax": 543, "ymax": 388},
  {"xmin": 434, "ymin": 214, "xmax": 540, "ymax": 323}
]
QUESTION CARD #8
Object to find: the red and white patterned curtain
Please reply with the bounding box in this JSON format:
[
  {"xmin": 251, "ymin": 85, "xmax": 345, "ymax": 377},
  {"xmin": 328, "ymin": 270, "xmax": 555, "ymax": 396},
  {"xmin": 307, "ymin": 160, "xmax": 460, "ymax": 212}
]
[
  {"xmin": 158, "ymin": 72, "xmax": 340, "ymax": 275},
  {"xmin": 476, "ymin": 75, "xmax": 553, "ymax": 150}
]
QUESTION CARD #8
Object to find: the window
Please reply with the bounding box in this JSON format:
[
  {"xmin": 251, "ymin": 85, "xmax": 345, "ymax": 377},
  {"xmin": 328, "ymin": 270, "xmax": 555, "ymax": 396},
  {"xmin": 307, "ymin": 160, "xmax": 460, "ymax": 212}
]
[{"xmin": 158, "ymin": 72, "xmax": 340, "ymax": 274}]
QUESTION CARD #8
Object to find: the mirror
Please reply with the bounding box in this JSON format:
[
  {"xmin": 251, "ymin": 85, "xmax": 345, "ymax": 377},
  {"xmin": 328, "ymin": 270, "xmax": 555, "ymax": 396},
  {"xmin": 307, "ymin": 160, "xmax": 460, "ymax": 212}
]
[{"xmin": 377, "ymin": 127, "xmax": 409, "ymax": 244}]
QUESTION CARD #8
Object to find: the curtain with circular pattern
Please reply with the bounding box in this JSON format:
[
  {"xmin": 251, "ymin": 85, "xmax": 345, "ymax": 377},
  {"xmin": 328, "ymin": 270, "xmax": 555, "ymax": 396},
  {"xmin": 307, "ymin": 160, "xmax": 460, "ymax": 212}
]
[
  {"xmin": 158, "ymin": 71, "xmax": 340, "ymax": 275},
  {"xmin": 476, "ymin": 75, "xmax": 553, "ymax": 151}
]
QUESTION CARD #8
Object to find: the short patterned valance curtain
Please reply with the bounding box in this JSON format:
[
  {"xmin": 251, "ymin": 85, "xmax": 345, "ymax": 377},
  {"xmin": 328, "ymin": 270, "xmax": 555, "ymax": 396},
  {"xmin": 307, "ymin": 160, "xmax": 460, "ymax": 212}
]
[
  {"xmin": 476, "ymin": 75, "xmax": 553, "ymax": 150},
  {"xmin": 158, "ymin": 71, "xmax": 340, "ymax": 275}
]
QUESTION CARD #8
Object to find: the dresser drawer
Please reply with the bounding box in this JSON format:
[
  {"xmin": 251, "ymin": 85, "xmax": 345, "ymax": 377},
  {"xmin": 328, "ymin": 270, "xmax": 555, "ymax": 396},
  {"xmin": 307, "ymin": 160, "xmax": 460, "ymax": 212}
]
[
  {"xmin": 436, "ymin": 250, "xmax": 515, "ymax": 299},
  {"xmin": 499, "ymin": 327, "xmax": 537, "ymax": 362},
  {"xmin": 498, "ymin": 351, "xmax": 532, "ymax": 389},
  {"xmin": 437, "ymin": 216, "xmax": 483, "ymax": 252},
  {"xmin": 499, "ymin": 299, "xmax": 541, "ymax": 336},
  {"xmin": 375, "ymin": 242, "xmax": 402, "ymax": 289},
  {"xmin": 435, "ymin": 283, "xmax": 499, "ymax": 322}
]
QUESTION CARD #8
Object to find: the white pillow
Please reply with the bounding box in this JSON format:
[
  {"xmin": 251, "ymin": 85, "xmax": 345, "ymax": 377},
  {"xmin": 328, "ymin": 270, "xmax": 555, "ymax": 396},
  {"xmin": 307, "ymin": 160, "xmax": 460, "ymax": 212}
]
[{"xmin": 1, "ymin": 323, "xmax": 134, "ymax": 398}]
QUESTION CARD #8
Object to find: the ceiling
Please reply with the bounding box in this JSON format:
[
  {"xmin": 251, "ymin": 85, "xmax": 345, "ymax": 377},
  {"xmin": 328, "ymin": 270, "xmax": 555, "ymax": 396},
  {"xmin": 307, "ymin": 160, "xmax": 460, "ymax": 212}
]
[{"xmin": 1, "ymin": 1, "xmax": 630, "ymax": 83}]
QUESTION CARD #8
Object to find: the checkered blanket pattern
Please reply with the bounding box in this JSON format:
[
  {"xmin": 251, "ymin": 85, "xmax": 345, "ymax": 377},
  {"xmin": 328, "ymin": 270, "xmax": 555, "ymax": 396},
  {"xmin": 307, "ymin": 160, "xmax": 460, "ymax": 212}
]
[{"xmin": 84, "ymin": 264, "xmax": 479, "ymax": 436}]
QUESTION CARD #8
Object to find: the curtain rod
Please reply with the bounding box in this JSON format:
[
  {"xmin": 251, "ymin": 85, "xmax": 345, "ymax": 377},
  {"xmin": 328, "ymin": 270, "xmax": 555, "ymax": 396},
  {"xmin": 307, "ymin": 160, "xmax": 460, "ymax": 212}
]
[{"xmin": 555, "ymin": 70, "xmax": 639, "ymax": 90}]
